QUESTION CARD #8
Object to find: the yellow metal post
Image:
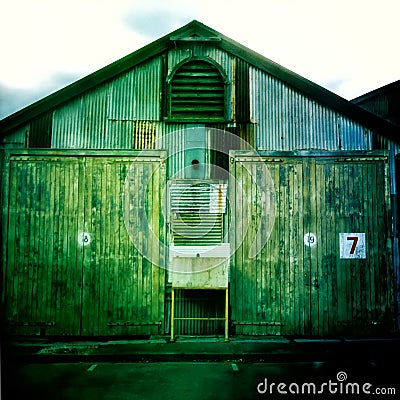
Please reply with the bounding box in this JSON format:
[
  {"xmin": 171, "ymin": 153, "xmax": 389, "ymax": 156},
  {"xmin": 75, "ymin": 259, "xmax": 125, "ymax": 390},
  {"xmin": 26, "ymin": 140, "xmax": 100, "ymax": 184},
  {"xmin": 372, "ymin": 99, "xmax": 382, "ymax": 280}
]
[
  {"xmin": 225, "ymin": 287, "xmax": 229, "ymax": 342},
  {"xmin": 171, "ymin": 288, "xmax": 175, "ymax": 341}
]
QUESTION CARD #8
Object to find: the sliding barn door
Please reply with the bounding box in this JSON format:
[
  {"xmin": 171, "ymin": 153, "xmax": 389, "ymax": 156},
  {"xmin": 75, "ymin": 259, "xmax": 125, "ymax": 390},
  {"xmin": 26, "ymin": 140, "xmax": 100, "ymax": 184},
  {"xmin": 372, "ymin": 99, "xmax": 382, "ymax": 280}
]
[
  {"xmin": 230, "ymin": 152, "xmax": 394, "ymax": 336},
  {"xmin": 3, "ymin": 151, "xmax": 166, "ymax": 336}
]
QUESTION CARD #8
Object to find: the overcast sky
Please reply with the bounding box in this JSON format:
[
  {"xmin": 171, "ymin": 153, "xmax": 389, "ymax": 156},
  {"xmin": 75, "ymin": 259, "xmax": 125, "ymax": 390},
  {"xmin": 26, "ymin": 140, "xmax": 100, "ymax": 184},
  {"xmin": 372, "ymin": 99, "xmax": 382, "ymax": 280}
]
[{"xmin": 1, "ymin": 0, "xmax": 399, "ymax": 119}]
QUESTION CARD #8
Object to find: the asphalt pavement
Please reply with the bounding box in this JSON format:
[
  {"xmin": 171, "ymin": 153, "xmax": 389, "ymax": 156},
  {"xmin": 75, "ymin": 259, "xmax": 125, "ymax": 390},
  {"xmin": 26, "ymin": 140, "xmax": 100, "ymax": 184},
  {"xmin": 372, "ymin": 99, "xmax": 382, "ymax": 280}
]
[{"xmin": 2, "ymin": 335, "xmax": 400, "ymax": 399}]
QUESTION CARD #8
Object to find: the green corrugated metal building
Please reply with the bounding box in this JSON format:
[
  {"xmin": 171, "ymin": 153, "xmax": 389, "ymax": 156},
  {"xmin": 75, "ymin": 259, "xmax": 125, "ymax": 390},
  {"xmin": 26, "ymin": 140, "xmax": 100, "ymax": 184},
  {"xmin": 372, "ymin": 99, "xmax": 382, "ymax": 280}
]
[{"xmin": 1, "ymin": 21, "xmax": 399, "ymax": 338}]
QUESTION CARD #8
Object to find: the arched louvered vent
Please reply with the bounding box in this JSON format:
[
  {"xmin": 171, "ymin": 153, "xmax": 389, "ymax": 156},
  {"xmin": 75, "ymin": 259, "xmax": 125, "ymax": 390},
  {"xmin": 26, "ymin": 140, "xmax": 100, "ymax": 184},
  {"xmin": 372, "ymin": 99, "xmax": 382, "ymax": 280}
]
[{"xmin": 169, "ymin": 60, "xmax": 226, "ymax": 121}]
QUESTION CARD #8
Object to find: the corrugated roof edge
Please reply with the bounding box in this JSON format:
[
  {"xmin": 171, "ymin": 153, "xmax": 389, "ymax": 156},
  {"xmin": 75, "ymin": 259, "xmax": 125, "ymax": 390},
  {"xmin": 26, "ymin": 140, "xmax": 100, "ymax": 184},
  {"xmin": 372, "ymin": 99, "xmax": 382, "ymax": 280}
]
[
  {"xmin": 1, "ymin": 20, "xmax": 399, "ymax": 144},
  {"xmin": 351, "ymin": 80, "xmax": 400, "ymax": 104}
]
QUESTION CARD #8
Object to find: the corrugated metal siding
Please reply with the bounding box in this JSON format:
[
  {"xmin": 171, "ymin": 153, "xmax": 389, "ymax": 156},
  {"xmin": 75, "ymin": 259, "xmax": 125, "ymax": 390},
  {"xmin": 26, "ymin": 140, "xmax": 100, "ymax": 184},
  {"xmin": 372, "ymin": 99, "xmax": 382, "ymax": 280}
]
[
  {"xmin": 158, "ymin": 123, "xmax": 186, "ymax": 178},
  {"xmin": 52, "ymin": 57, "xmax": 162, "ymax": 149},
  {"xmin": 52, "ymin": 84, "xmax": 110, "ymax": 149},
  {"xmin": 1, "ymin": 124, "xmax": 28, "ymax": 148},
  {"xmin": 106, "ymin": 120, "xmax": 134, "ymax": 149},
  {"xmin": 133, "ymin": 57, "xmax": 162, "ymax": 120},
  {"xmin": 42, "ymin": 47, "xmax": 378, "ymax": 153},
  {"xmin": 108, "ymin": 70, "xmax": 136, "ymax": 120},
  {"xmin": 358, "ymin": 96, "xmax": 389, "ymax": 119},
  {"xmin": 250, "ymin": 67, "xmax": 374, "ymax": 151}
]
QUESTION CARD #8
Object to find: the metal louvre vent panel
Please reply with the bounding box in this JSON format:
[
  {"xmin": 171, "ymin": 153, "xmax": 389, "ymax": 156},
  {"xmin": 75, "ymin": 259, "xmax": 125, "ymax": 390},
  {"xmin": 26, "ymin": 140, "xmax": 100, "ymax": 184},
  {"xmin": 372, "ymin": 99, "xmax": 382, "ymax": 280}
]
[
  {"xmin": 170, "ymin": 61, "xmax": 224, "ymax": 119},
  {"xmin": 172, "ymin": 213, "xmax": 223, "ymax": 245},
  {"xmin": 169, "ymin": 181, "xmax": 227, "ymax": 245},
  {"xmin": 169, "ymin": 182, "xmax": 227, "ymax": 213}
]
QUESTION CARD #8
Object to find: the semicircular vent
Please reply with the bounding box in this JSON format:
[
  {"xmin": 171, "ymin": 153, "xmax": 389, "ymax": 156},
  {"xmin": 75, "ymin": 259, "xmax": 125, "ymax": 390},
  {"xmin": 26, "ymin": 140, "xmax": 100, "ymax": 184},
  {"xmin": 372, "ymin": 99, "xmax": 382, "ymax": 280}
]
[{"xmin": 169, "ymin": 60, "xmax": 225, "ymax": 121}]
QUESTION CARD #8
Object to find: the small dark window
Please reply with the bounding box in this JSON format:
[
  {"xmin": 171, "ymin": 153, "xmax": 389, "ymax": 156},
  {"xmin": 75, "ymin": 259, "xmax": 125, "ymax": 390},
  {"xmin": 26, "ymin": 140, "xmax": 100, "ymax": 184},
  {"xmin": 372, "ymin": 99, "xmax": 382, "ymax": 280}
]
[
  {"xmin": 29, "ymin": 113, "xmax": 52, "ymax": 148},
  {"xmin": 167, "ymin": 59, "xmax": 226, "ymax": 122}
]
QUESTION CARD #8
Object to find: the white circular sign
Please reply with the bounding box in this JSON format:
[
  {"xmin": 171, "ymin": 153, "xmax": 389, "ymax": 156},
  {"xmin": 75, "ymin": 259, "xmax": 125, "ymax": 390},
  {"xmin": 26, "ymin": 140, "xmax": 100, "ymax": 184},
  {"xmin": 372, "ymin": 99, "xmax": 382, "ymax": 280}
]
[
  {"xmin": 78, "ymin": 232, "xmax": 91, "ymax": 246},
  {"xmin": 304, "ymin": 232, "xmax": 317, "ymax": 247}
]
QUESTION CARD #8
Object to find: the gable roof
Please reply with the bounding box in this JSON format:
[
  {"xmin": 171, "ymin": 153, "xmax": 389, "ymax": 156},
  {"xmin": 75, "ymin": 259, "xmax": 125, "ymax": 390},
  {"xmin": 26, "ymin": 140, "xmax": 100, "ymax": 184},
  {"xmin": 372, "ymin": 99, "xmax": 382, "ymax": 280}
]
[
  {"xmin": 1, "ymin": 20, "xmax": 399, "ymax": 143},
  {"xmin": 352, "ymin": 80, "xmax": 400, "ymax": 104},
  {"xmin": 352, "ymin": 80, "xmax": 400, "ymax": 129}
]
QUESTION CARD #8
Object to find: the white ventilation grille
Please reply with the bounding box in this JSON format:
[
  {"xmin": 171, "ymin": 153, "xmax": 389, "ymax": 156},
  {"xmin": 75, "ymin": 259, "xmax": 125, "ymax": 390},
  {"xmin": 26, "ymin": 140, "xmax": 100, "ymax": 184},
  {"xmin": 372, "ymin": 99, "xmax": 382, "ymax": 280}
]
[
  {"xmin": 169, "ymin": 182, "xmax": 227, "ymax": 214},
  {"xmin": 169, "ymin": 181, "xmax": 227, "ymax": 246}
]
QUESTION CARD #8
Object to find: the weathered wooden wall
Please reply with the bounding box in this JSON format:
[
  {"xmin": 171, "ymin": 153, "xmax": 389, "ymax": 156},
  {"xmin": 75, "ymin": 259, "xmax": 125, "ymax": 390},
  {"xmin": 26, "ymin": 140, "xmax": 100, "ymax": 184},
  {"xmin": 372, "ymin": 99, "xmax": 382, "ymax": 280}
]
[
  {"xmin": 2, "ymin": 150, "xmax": 166, "ymax": 336},
  {"xmin": 230, "ymin": 151, "xmax": 395, "ymax": 336}
]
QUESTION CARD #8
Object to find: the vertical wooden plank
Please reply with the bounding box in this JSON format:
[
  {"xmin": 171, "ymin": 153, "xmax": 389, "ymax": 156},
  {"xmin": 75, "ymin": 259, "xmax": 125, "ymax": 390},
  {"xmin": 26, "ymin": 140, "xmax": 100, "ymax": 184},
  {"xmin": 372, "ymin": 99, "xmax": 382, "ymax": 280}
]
[
  {"xmin": 249, "ymin": 162, "xmax": 257, "ymax": 329},
  {"xmin": 44, "ymin": 161, "xmax": 54, "ymax": 329},
  {"xmin": 230, "ymin": 157, "xmax": 237, "ymax": 330},
  {"xmin": 21, "ymin": 162, "xmax": 31, "ymax": 323},
  {"xmin": 126, "ymin": 161, "xmax": 139, "ymax": 329},
  {"xmin": 281, "ymin": 161, "xmax": 289, "ymax": 334},
  {"xmin": 100, "ymin": 161, "xmax": 111, "ymax": 336},
  {"xmin": 65, "ymin": 158, "xmax": 77, "ymax": 334},
  {"xmin": 353, "ymin": 162, "xmax": 363, "ymax": 327},
  {"xmin": 232, "ymin": 160, "xmax": 243, "ymax": 332},
  {"xmin": 158, "ymin": 158, "xmax": 167, "ymax": 334},
  {"xmin": 293, "ymin": 160, "xmax": 301, "ymax": 335},
  {"xmin": 382, "ymin": 158, "xmax": 394, "ymax": 325},
  {"xmin": 262, "ymin": 161, "xmax": 271, "ymax": 330},
  {"xmin": 316, "ymin": 160, "xmax": 328, "ymax": 335},
  {"xmin": 284, "ymin": 162, "xmax": 294, "ymax": 334},
  {"xmin": 38, "ymin": 160, "xmax": 47, "ymax": 325},
  {"xmin": 60, "ymin": 160, "xmax": 70, "ymax": 334},
  {"xmin": 325, "ymin": 161, "xmax": 337, "ymax": 335},
  {"xmin": 362, "ymin": 162, "xmax": 373, "ymax": 329},
  {"xmin": 296, "ymin": 160, "xmax": 305, "ymax": 335},
  {"xmin": 5, "ymin": 160, "xmax": 19, "ymax": 326},
  {"xmin": 142, "ymin": 163, "xmax": 151, "ymax": 327},
  {"xmin": 15, "ymin": 162, "xmax": 26, "ymax": 325},
  {"xmin": 348, "ymin": 163, "xmax": 357, "ymax": 327},
  {"xmin": 344, "ymin": 163, "xmax": 353, "ymax": 327},
  {"xmin": 50, "ymin": 159, "xmax": 60, "ymax": 333},
  {"xmin": 81, "ymin": 157, "xmax": 92, "ymax": 335},
  {"xmin": 29, "ymin": 161, "xmax": 37, "ymax": 324},
  {"xmin": 55, "ymin": 159, "xmax": 65, "ymax": 334},
  {"xmin": 373, "ymin": 160, "xmax": 384, "ymax": 320},
  {"xmin": 1, "ymin": 152, "xmax": 11, "ymax": 313},
  {"xmin": 288, "ymin": 161, "xmax": 298, "ymax": 334},
  {"xmin": 302, "ymin": 158, "xmax": 312, "ymax": 335},
  {"xmin": 272, "ymin": 162, "xmax": 282, "ymax": 333},
  {"xmin": 151, "ymin": 161, "xmax": 160, "ymax": 333},
  {"xmin": 255, "ymin": 163, "xmax": 262, "ymax": 329},
  {"xmin": 336, "ymin": 162, "xmax": 346, "ymax": 330},
  {"xmin": 276, "ymin": 162, "xmax": 286, "ymax": 333},
  {"xmin": 309, "ymin": 159, "xmax": 319, "ymax": 336}
]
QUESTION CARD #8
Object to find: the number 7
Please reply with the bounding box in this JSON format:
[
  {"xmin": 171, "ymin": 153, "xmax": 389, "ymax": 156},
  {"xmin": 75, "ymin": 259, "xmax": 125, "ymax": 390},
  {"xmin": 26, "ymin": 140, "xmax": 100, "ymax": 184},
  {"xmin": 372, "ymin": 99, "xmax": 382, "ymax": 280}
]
[{"xmin": 347, "ymin": 236, "xmax": 359, "ymax": 254}]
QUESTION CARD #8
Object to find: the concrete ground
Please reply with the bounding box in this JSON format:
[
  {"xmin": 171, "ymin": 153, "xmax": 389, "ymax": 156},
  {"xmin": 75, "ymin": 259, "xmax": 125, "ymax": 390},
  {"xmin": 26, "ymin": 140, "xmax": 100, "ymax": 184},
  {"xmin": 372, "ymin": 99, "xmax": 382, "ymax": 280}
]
[
  {"xmin": 2, "ymin": 335, "xmax": 400, "ymax": 399},
  {"xmin": 3, "ymin": 360, "xmax": 399, "ymax": 399}
]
